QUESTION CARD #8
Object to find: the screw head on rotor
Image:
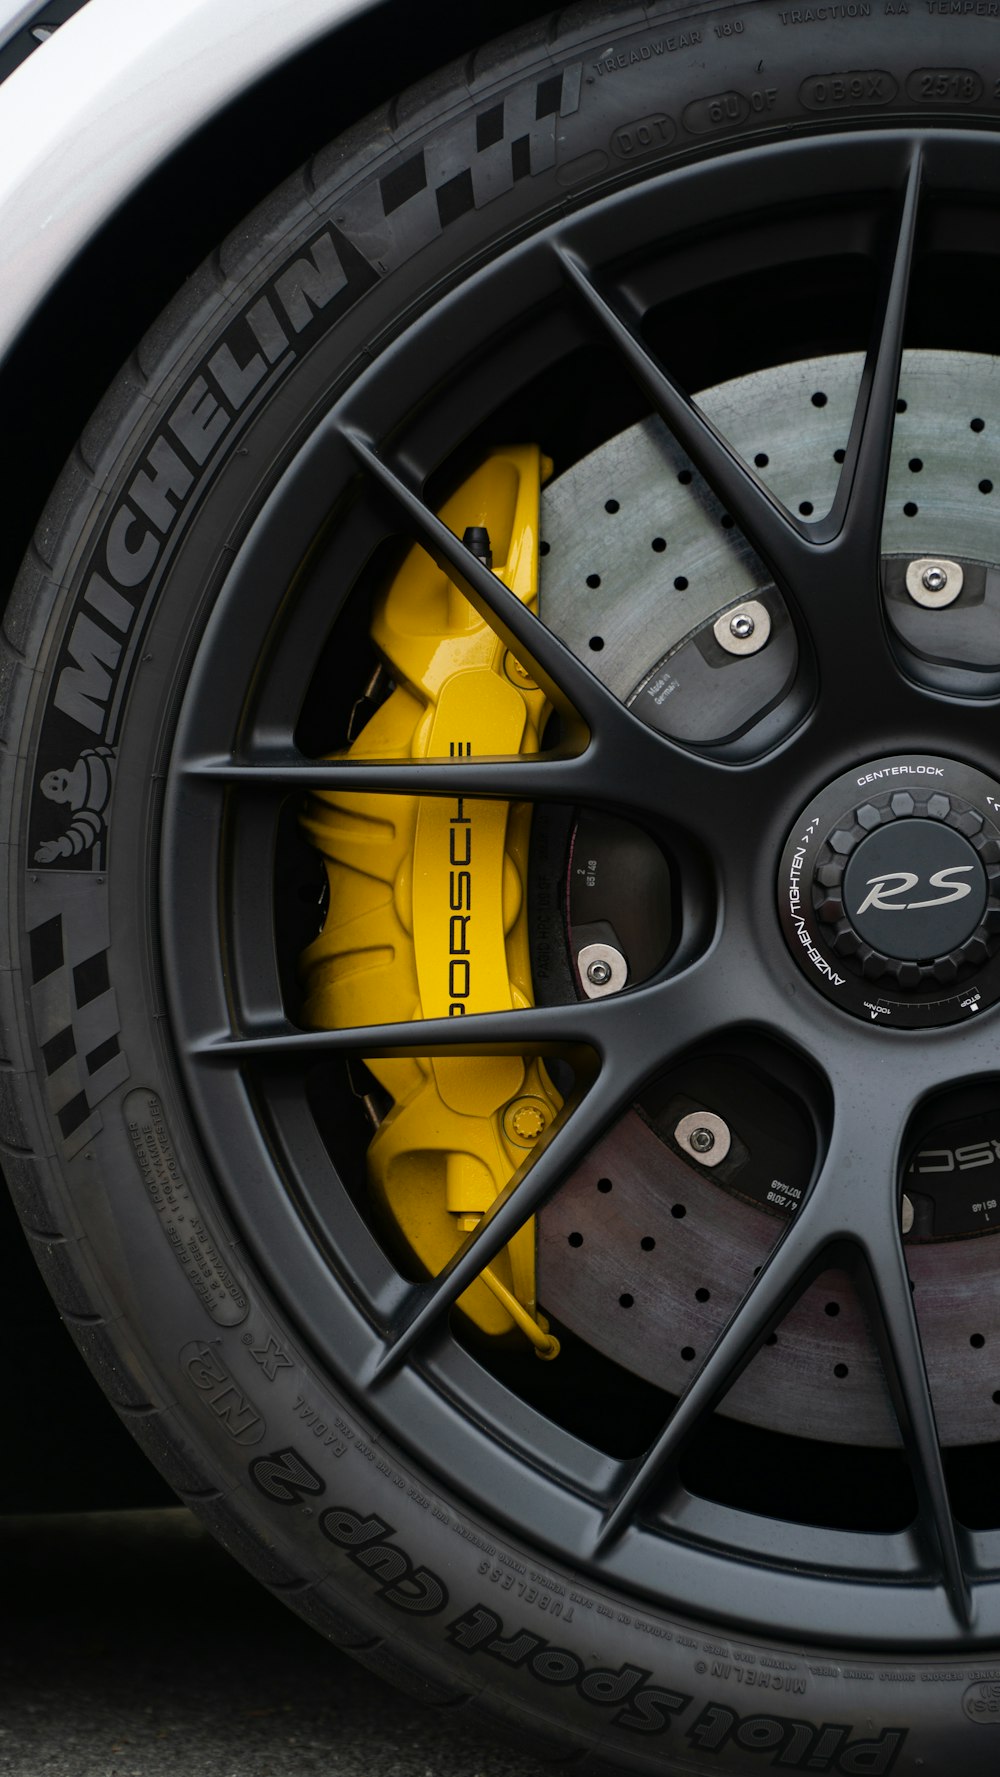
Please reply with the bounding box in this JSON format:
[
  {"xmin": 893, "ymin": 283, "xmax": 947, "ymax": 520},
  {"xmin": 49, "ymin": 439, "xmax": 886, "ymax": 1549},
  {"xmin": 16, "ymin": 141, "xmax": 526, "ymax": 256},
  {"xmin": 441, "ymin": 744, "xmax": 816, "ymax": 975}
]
[
  {"xmin": 578, "ymin": 941, "xmax": 628, "ymax": 999},
  {"xmin": 905, "ymin": 556, "xmax": 963, "ymax": 608}
]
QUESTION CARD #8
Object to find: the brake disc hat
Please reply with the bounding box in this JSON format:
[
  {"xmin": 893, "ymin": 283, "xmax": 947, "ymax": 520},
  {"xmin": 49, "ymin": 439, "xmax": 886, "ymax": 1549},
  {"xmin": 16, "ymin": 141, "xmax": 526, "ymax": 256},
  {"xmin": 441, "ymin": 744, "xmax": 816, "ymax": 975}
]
[
  {"xmin": 537, "ymin": 354, "xmax": 1000, "ymax": 1448},
  {"xmin": 11, "ymin": 7, "xmax": 1000, "ymax": 1773}
]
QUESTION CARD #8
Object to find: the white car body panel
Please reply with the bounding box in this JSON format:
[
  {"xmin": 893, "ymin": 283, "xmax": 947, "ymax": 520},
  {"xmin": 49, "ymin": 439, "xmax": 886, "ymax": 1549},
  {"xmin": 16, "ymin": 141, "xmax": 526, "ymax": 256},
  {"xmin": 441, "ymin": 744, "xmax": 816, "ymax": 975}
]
[
  {"xmin": 0, "ymin": 0, "xmax": 53, "ymax": 41},
  {"xmin": 0, "ymin": 0, "xmax": 379, "ymax": 367}
]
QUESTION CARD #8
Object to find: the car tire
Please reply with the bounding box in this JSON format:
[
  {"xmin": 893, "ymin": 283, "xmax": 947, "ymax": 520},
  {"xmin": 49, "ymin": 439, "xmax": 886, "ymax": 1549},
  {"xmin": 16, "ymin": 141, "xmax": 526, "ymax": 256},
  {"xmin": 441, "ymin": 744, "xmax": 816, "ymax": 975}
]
[{"xmin": 7, "ymin": 4, "xmax": 1000, "ymax": 1769}]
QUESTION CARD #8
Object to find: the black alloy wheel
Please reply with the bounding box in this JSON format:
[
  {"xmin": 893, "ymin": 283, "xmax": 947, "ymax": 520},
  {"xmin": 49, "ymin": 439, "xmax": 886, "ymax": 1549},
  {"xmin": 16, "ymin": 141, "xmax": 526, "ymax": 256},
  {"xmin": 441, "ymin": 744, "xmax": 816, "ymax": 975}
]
[
  {"xmin": 167, "ymin": 127, "xmax": 1000, "ymax": 1642},
  {"xmin": 12, "ymin": 8, "xmax": 1000, "ymax": 1771}
]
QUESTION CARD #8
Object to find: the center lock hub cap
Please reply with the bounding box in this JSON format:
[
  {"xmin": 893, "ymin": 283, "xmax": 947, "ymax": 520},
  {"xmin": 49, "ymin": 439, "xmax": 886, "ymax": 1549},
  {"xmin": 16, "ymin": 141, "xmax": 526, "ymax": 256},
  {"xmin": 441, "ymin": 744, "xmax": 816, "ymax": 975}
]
[{"xmin": 778, "ymin": 754, "xmax": 1000, "ymax": 1026}]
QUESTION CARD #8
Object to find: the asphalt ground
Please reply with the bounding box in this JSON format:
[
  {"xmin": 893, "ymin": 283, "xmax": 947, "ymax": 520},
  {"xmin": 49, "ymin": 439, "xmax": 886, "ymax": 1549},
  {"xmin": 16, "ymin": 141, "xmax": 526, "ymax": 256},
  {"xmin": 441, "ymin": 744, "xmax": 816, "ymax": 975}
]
[{"xmin": 0, "ymin": 1508, "xmax": 555, "ymax": 1777}]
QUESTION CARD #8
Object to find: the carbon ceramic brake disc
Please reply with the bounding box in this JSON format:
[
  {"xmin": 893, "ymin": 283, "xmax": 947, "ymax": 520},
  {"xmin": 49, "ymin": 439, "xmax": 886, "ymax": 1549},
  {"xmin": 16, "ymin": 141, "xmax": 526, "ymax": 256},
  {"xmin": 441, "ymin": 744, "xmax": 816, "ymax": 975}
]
[{"xmin": 536, "ymin": 349, "xmax": 1000, "ymax": 1448}]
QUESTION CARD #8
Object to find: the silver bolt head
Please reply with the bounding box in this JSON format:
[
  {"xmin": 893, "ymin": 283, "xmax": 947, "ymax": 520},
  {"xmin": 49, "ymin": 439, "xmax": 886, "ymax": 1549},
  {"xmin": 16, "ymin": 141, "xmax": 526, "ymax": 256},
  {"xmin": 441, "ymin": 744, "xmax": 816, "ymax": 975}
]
[
  {"xmin": 586, "ymin": 959, "xmax": 612, "ymax": 986},
  {"xmin": 905, "ymin": 557, "xmax": 963, "ymax": 608},
  {"xmin": 578, "ymin": 941, "xmax": 628, "ymax": 999},
  {"xmin": 901, "ymin": 1192, "xmax": 915, "ymax": 1235},
  {"xmin": 674, "ymin": 1109, "xmax": 732, "ymax": 1165},
  {"xmin": 713, "ymin": 599, "xmax": 770, "ymax": 656}
]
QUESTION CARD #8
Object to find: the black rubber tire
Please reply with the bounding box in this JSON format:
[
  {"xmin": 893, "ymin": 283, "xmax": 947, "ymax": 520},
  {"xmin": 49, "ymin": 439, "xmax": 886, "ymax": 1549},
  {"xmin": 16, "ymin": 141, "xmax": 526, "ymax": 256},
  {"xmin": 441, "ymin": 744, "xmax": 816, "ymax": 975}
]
[{"xmin": 7, "ymin": 4, "xmax": 1000, "ymax": 1769}]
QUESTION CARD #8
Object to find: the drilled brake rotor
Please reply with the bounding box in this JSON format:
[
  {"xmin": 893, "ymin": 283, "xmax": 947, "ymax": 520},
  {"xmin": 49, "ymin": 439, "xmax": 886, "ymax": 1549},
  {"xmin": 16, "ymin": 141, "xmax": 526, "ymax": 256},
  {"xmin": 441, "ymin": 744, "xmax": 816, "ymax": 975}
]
[{"xmin": 536, "ymin": 349, "xmax": 1000, "ymax": 1448}]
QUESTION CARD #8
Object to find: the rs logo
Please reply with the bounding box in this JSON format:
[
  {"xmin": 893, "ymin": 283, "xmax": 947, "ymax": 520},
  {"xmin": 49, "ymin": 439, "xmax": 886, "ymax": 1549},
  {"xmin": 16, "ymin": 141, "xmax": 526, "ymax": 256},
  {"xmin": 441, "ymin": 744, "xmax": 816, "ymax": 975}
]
[{"xmin": 855, "ymin": 866, "xmax": 975, "ymax": 915}]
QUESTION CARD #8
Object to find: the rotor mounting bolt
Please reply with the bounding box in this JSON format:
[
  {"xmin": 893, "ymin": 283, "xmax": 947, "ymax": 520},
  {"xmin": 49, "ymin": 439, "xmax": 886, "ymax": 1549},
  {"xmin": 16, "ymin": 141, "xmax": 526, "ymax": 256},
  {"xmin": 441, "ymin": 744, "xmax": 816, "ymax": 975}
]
[
  {"xmin": 673, "ymin": 1109, "xmax": 732, "ymax": 1167},
  {"xmin": 578, "ymin": 942, "xmax": 628, "ymax": 999},
  {"xmin": 904, "ymin": 557, "xmax": 963, "ymax": 608},
  {"xmin": 713, "ymin": 598, "xmax": 771, "ymax": 656}
]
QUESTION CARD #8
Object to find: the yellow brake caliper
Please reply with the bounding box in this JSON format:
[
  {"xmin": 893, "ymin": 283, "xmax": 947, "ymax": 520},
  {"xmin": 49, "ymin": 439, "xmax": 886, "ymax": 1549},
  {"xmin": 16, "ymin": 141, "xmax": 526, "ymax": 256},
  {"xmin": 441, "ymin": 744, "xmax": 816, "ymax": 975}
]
[{"xmin": 300, "ymin": 447, "xmax": 561, "ymax": 1357}]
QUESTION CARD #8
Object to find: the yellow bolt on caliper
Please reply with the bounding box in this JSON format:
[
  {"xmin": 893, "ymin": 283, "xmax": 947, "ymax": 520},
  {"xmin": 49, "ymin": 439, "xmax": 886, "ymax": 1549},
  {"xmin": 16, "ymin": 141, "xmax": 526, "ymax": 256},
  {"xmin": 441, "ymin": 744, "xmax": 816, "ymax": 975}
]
[{"xmin": 300, "ymin": 447, "xmax": 561, "ymax": 1357}]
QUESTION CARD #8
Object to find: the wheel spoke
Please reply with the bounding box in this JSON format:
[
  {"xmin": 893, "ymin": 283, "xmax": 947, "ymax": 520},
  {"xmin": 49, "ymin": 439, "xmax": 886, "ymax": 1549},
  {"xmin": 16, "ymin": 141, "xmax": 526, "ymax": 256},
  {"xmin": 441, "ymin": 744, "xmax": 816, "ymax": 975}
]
[
  {"xmin": 184, "ymin": 746, "xmax": 605, "ymax": 805},
  {"xmin": 854, "ymin": 1230, "xmax": 972, "ymax": 1629},
  {"xmin": 552, "ymin": 240, "xmax": 812, "ymax": 594},
  {"xmin": 192, "ymin": 997, "xmax": 603, "ymax": 1064},
  {"xmin": 343, "ymin": 428, "xmax": 634, "ymax": 739},
  {"xmin": 591, "ymin": 1049, "xmax": 969, "ymax": 1603},
  {"xmin": 371, "ymin": 1052, "xmax": 643, "ymax": 1378},
  {"xmin": 183, "ymin": 713, "xmax": 730, "ymax": 841},
  {"xmin": 197, "ymin": 949, "xmax": 720, "ymax": 1066},
  {"xmin": 593, "ymin": 1193, "xmax": 833, "ymax": 1552},
  {"xmin": 823, "ymin": 145, "xmax": 923, "ymax": 556},
  {"xmin": 795, "ymin": 147, "xmax": 924, "ymax": 691},
  {"xmin": 819, "ymin": 1040, "xmax": 972, "ymax": 1625},
  {"xmin": 555, "ymin": 155, "xmax": 924, "ymax": 709},
  {"xmin": 814, "ymin": 1045, "xmax": 969, "ymax": 1625},
  {"xmin": 369, "ymin": 960, "xmax": 722, "ymax": 1374}
]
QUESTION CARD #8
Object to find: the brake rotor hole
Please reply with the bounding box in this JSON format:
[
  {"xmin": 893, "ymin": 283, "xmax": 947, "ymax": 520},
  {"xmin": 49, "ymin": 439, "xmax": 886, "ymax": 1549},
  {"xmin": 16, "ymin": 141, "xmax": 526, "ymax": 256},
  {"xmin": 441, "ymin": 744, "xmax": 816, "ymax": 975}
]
[
  {"xmin": 765, "ymin": 1333, "xmax": 778, "ymax": 1346},
  {"xmin": 972, "ymin": 416, "xmax": 986, "ymax": 432},
  {"xmin": 640, "ymin": 1236, "xmax": 656, "ymax": 1251},
  {"xmin": 811, "ymin": 391, "xmax": 828, "ymax": 407},
  {"xmin": 971, "ymin": 1333, "xmax": 986, "ymax": 1349},
  {"xmin": 677, "ymin": 469, "xmax": 693, "ymax": 485},
  {"xmin": 586, "ymin": 573, "xmax": 601, "ymax": 588},
  {"xmin": 993, "ymin": 1391, "xmax": 1000, "ymax": 1405},
  {"xmin": 681, "ymin": 1346, "xmax": 696, "ymax": 1361},
  {"xmin": 833, "ymin": 447, "xmax": 846, "ymax": 463},
  {"xmin": 671, "ymin": 1203, "xmax": 687, "ymax": 1219},
  {"xmin": 673, "ymin": 575, "xmax": 688, "ymax": 590},
  {"xmin": 695, "ymin": 1287, "xmax": 711, "ymax": 1302},
  {"xmin": 903, "ymin": 502, "xmax": 919, "ymax": 517},
  {"xmin": 824, "ymin": 1301, "xmax": 841, "ymax": 1317},
  {"xmin": 539, "ymin": 539, "xmax": 550, "ymax": 555},
  {"xmin": 834, "ymin": 1363, "xmax": 849, "ymax": 1379},
  {"xmin": 588, "ymin": 635, "xmax": 604, "ymax": 651},
  {"xmin": 979, "ymin": 479, "xmax": 994, "ymax": 495},
  {"xmin": 619, "ymin": 1293, "xmax": 634, "ymax": 1309},
  {"xmin": 651, "ymin": 536, "xmax": 666, "ymax": 552},
  {"xmin": 567, "ymin": 1231, "xmax": 583, "ymax": 1248},
  {"xmin": 798, "ymin": 501, "xmax": 814, "ymax": 516},
  {"xmin": 896, "ymin": 398, "xmax": 908, "ymax": 413},
  {"xmin": 721, "ymin": 513, "xmax": 735, "ymax": 528},
  {"xmin": 754, "ymin": 452, "xmax": 769, "ymax": 468},
  {"xmin": 908, "ymin": 458, "xmax": 923, "ymax": 473},
  {"xmin": 605, "ymin": 498, "xmax": 620, "ymax": 513},
  {"xmin": 597, "ymin": 1177, "xmax": 612, "ymax": 1194}
]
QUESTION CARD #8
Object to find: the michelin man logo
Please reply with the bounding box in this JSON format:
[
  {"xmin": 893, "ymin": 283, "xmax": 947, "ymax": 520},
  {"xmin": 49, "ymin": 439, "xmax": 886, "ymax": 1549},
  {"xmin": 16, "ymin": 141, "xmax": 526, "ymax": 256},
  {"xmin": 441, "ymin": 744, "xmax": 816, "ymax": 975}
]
[{"xmin": 34, "ymin": 747, "xmax": 114, "ymax": 865}]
